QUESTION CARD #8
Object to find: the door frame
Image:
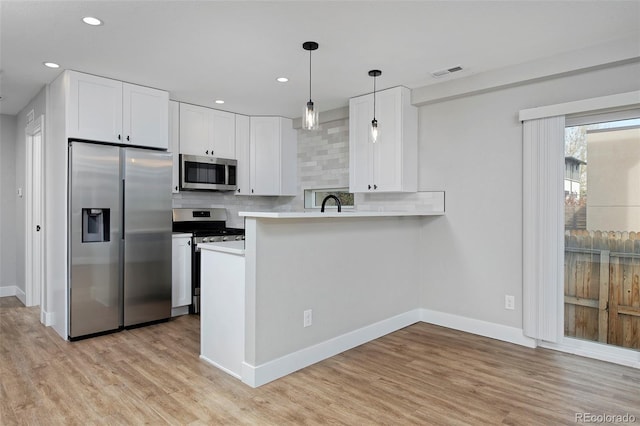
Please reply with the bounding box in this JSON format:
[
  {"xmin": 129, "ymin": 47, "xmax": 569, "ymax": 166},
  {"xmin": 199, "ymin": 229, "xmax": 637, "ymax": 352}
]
[{"xmin": 25, "ymin": 115, "xmax": 44, "ymax": 318}]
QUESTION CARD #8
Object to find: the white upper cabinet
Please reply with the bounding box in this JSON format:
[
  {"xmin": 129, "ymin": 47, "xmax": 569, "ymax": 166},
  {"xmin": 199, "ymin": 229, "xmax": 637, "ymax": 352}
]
[
  {"xmin": 235, "ymin": 114, "xmax": 251, "ymax": 195},
  {"xmin": 122, "ymin": 83, "xmax": 169, "ymax": 149},
  {"xmin": 66, "ymin": 71, "xmax": 168, "ymax": 149},
  {"xmin": 179, "ymin": 103, "xmax": 236, "ymax": 158},
  {"xmin": 179, "ymin": 103, "xmax": 209, "ymax": 155},
  {"xmin": 169, "ymin": 100, "xmax": 180, "ymax": 193},
  {"xmin": 349, "ymin": 86, "xmax": 417, "ymax": 193},
  {"xmin": 211, "ymin": 109, "xmax": 236, "ymax": 159},
  {"xmin": 67, "ymin": 71, "xmax": 123, "ymax": 143},
  {"xmin": 247, "ymin": 116, "xmax": 297, "ymax": 196}
]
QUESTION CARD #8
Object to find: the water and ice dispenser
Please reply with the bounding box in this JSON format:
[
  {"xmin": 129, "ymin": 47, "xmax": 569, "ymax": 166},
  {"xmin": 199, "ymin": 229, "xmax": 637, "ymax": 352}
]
[{"xmin": 82, "ymin": 208, "xmax": 110, "ymax": 242}]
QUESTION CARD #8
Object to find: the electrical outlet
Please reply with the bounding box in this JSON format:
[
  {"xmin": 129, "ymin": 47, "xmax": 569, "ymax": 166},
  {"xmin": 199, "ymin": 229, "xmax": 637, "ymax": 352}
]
[
  {"xmin": 303, "ymin": 309, "xmax": 312, "ymax": 327},
  {"xmin": 505, "ymin": 295, "xmax": 515, "ymax": 310}
]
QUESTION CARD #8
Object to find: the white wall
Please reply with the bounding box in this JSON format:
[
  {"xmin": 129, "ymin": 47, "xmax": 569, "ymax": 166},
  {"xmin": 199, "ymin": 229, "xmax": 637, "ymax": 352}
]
[
  {"xmin": 246, "ymin": 216, "xmax": 422, "ymax": 365},
  {"xmin": 418, "ymin": 60, "xmax": 640, "ymax": 328},
  {"xmin": 0, "ymin": 114, "xmax": 18, "ymax": 296}
]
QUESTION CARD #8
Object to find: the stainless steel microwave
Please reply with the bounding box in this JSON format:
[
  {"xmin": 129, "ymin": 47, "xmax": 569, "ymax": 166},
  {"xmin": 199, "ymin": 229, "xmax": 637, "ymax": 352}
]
[{"xmin": 179, "ymin": 154, "xmax": 237, "ymax": 191}]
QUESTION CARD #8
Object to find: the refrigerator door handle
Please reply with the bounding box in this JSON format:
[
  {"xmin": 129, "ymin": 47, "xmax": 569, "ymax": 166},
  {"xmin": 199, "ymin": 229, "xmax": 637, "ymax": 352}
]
[{"xmin": 121, "ymin": 179, "xmax": 126, "ymax": 240}]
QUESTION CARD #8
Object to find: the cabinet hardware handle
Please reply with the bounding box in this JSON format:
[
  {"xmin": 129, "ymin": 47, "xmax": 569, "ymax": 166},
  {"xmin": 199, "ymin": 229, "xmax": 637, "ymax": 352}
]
[
  {"xmin": 118, "ymin": 134, "xmax": 121, "ymax": 140},
  {"xmin": 368, "ymin": 184, "xmax": 371, "ymax": 190},
  {"xmin": 127, "ymin": 135, "xmax": 130, "ymax": 141},
  {"xmin": 205, "ymin": 150, "xmax": 209, "ymax": 155},
  {"xmin": 374, "ymin": 184, "xmax": 378, "ymax": 190},
  {"xmin": 251, "ymin": 189, "xmax": 254, "ymax": 193},
  {"xmin": 237, "ymin": 188, "xmax": 240, "ymax": 193},
  {"xmin": 175, "ymin": 186, "xmax": 178, "ymax": 191},
  {"xmin": 36, "ymin": 225, "xmax": 41, "ymax": 232},
  {"xmin": 187, "ymin": 241, "xmax": 191, "ymax": 246}
]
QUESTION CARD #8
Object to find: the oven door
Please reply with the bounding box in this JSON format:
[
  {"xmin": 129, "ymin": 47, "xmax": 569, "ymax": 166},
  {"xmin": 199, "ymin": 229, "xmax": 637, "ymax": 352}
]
[
  {"xmin": 180, "ymin": 154, "xmax": 237, "ymax": 191},
  {"xmin": 191, "ymin": 239, "xmax": 201, "ymax": 314}
]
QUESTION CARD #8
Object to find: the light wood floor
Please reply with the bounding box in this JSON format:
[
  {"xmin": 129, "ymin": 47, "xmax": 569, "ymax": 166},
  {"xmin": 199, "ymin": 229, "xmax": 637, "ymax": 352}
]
[{"xmin": 1, "ymin": 296, "xmax": 639, "ymax": 425}]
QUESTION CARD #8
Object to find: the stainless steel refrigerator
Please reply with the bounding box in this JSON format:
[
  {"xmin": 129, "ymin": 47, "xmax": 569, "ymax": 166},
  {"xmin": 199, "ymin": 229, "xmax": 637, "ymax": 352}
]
[{"xmin": 68, "ymin": 141, "xmax": 172, "ymax": 339}]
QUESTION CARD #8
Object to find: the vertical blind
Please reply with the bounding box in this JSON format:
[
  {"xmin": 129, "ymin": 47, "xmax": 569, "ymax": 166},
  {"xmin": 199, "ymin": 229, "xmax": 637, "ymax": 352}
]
[{"xmin": 522, "ymin": 116, "xmax": 565, "ymax": 342}]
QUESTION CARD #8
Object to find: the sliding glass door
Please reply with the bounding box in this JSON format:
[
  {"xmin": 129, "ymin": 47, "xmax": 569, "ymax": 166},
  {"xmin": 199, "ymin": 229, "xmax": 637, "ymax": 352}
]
[{"xmin": 563, "ymin": 117, "xmax": 640, "ymax": 350}]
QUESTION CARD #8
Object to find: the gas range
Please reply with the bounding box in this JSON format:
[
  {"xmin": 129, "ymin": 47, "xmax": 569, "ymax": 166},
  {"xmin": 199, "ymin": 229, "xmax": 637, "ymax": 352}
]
[
  {"xmin": 172, "ymin": 208, "xmax": 244, "ymax": 237},
  {"xmin": 172, "ymin": 208, "xmax": 245, "ymax": 314},
  {"xmin": 192, "ymin": 229, "xmax": 245, "ymax": 245}
]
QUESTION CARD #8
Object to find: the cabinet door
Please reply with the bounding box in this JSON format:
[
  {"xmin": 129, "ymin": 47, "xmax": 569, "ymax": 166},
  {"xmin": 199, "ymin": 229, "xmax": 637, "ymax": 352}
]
[
  {"xmin": 179, "ymin": 103, "xmax": 209, "ymax": 156},
  {"xmin": 67, "ymin": 71, "xmax": 122, "ymax": 143},
  {"xmin": 250, "ymin": 117, "xmax": 280, "ymax": 195},
  {"xmin": 169, "ymin": 101, "xmax": 180, "ymax": 193},
  {"xmin": 278, "ymin": 118, "xmax": 297, "ymax": 196},
  {"xmin": 349, "ymin": 95, "xmax": 374, "ymax": 192},
  {"xmin": 122, "ymin": 83, "xmax": 169, "ymax": 149},
  {"xmin": 172, "ymin": 236, "xmax": 192, "ymax": 308},
  {"xmin": 211, "ymin": 109, "xmax": 236, "ymax": 159},
  {"xmin": 373, "ymin": 88, "xmax": 402, "ymax": 192},
  {"xmin": 235, "ymin": 114, "xmax": 251, "ymax": 195}
]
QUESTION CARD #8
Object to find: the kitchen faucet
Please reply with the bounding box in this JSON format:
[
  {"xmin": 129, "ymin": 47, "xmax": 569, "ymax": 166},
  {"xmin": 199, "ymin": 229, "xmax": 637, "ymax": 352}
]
[{"xmin": 320, "ymin": 194, "xmax": 342, "ymax": 213}]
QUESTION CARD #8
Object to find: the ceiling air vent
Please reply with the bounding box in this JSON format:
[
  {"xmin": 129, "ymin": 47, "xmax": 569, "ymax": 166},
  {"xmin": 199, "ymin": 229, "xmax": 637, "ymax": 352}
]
[{"xmin": 431, "ymin": 65, "xmax": 464, "ymax": 78}]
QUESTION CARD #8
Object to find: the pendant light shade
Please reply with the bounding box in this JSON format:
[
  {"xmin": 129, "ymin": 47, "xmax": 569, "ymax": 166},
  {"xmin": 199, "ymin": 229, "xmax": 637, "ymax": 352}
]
[
  {"xmin": 369, "ymin": 70, "xmax": 381, "ymax": 143},
  {"xmin": 303, "ymin": 41, "xmax": 319, "ymax": 130}
]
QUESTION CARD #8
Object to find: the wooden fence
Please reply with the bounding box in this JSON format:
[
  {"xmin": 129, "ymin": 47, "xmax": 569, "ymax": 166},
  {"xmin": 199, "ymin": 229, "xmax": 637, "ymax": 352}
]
[{"xmin": 564, "ymin": 230, "xmax": 640, "ymax": 349}]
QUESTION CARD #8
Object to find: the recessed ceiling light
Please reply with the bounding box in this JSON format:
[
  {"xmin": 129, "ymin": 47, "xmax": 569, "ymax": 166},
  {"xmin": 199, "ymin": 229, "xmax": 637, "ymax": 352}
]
[
  {"xmin": 43, "ymin": 62, "xmax": 60, "ymax": 69},
  {"xmin": 82, "ymin": 16, "xmax": 103, "ymax": 26},
  {"xmin": 215, "ymin": 100, "xmax": 225, "ymax": 104},
  {"xmin": 276, "ymin": 77, "xmax": 289, "ymax": 83}
]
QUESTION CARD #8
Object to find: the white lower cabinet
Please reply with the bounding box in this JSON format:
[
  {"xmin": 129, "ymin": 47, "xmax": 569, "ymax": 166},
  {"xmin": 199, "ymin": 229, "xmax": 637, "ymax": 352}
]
[
  {"xmin": 200, "ymin": 248, "xmax": 245, "ymax": 378},
  {"xmin": 172, "ymin": 234, "xmax": 192, "ymax": 315}
]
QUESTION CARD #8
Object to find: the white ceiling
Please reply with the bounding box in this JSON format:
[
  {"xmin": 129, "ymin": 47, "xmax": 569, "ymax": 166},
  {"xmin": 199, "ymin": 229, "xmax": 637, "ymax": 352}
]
[{"xmin": 1, "ymin": 1, "xmax": 638, "ymax": 117}]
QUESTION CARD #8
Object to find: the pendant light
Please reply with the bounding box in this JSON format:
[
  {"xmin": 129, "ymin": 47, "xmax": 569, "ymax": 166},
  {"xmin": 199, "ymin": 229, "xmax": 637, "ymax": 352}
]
[
  {"xmin": 369, "ymin": 70, "xmax": 381, "ymax": 143},
  {"xmin": 302, "ymin": 41, "xmax": 319, "ymax": 130}
]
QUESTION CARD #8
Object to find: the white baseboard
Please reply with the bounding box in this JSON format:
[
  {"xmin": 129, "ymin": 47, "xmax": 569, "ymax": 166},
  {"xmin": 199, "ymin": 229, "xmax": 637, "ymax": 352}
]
[
  {"xmin": 41, "ymin": 310, "xmax": 54, "ymax": 326},
  {"xmin": 200, "ymin": 355, "xmax": 242, "ymax": 380},
  {"xmin": 0, "ymin": 285, "xmax": 27, "ymax": 305},
  {"xmin": 171, "ymin": 306, "xmax": 189, "ymax": 317},
  {"xmin": 241, "ymin": 309, "xmax": 422, "ymax": 388},
  {"xmin": 15, "ymin": 287, "xmax": 26, "ymax": 305},
  {"xmin": 419, "ymin": 308, "xmax": 537, "ymax": 348},
  {"xmin": 0, "ymin": 285, "xmax": 17, "ymax": 298},
  {"xmin": 226, "ymin": 308, "xmax": 640, "ymax": 388},
  {"xmin": 541, "ymin": 337, "xmax": 640, "ymax": 369}
]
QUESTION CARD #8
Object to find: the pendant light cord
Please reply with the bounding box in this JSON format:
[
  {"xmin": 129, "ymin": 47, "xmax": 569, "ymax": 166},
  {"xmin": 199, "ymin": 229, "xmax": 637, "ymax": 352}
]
[
  {"xmin": 373, "ymin": 74, "xmax": 376, "ymax": 120},
  {"xmin": 309, "ymin": 49, "xmax": 312, "ymax": 102}
]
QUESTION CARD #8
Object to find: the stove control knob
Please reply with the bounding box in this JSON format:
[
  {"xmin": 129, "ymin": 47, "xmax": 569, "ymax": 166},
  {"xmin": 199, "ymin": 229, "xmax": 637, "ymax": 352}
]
[
  {"xmin": 222, "ymin": 236, "xmax": 229, "ymax": 241},
  {"xmin": 202, "ymin": 237, "xmax": 208, "ymax": 243}
]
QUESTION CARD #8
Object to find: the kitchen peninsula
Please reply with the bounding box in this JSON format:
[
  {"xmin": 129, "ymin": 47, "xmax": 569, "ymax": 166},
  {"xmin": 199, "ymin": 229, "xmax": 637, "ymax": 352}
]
[{"xmin": 199, "ymin": 204, "xmax": 445, "ymax": 388}]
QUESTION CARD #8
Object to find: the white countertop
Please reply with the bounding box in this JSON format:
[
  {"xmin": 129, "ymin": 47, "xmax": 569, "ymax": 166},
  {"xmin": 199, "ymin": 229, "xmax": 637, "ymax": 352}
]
[
  {"xmin": 199, "ymin": 241, "xmax": 246, "ymax": 256},
  {"xmin": 172, "ymin": 232, "xmax": 192, "ymax": 238},
  {"xmin": 239, "ymin": 210, "xmax": 444, "ymax": 219}
]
